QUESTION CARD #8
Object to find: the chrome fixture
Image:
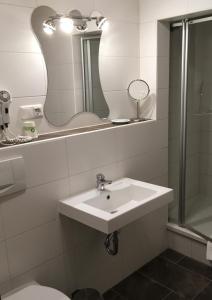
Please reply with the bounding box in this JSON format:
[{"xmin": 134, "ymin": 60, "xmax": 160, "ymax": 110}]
[
  {"xmin": 43, "ymin": 11, "xmax": 108, "ymax": 35},
  {"xmin": 96, "ymin": 16, "xmax": 108, "ymax": 30},
  {"xmin": 43, "ymin": 18, "xmax": 57, "ymax": 35},
  {"xmin": 96, "ymin": 173, "xmax": 112, "ymax": 191}
]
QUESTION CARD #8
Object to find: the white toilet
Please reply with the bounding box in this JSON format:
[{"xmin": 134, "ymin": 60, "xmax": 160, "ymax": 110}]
[{"xmin": 2, "ymin": 282, "xmax": 71, "ymax": 300}]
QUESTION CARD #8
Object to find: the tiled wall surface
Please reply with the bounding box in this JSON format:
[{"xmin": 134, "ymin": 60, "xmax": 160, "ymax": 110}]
[
  {"xmin": 1, "ymin": 0, "xmax": 211, "ymax": 297},
  {"xmin": 0, "ymin": 121, "xmax": 169, "ymax": 295},
  {"xmin": 168, "ymin": 227, "xmax": 211, "ymax": 267},
  {"xmin": 1, "ymin": 0, "xmax": 140, "ymax": 135}
]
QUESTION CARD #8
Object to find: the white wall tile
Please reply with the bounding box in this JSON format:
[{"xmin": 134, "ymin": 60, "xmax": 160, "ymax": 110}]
[
  {"xmin": 191, "ymin": 240, "xmax": 210, "ymax": 266},
  {"xmin": 0, "ymin": 139, "xmax": 69, "ymax": 188},
  {"xmin": 23, "ymin": 139, "xmax": 69, "ymax": 187},
  {"xmin": 2, "ymin": 179, "xmax": 69, "ymax": 238},
  {"xmin": 139, "ymin": 0, "xmax": 188, "ymax": 22},
  {"xmin": 118, "ymin": 147, "xmax": 168, "ymax": 182},
  {"xmin": 0, "ymin": 53, "xmax": 46, "ymax": 98},
  {"xmin": 157, "ymin": 22, "xmax": 170, "ymax": 58},
  {"xmin": 157, "ymin": 57, "xmax": 169, "ymax": 89},
  {"xmin": 188, "ymin": 0, "xmax": 212, "ymax": 14},
  {"xmin": 0, "ymin": 242, "xmax": 10, "ymax": 285},
  {"xmin": 115, "ymin": 120, "xmax": 168, "ymax": 161},
  {"xmin": 0, "ymin": 5, "xmax": 40, "ymax": 53},
  {"xmin": 100, "ymin": 57, "xmax": 140, "ymax": 91},
  {"xmin": 94, "ymin": 0, "xmax": 139, "ymax": 23},
  {"xmin": 66, "ymin": 129, "xmax": 117, "ymax": 175},
  {"xmin": 140, "ymin": 57, "xmax": 157, "ymax": 90},
  {"xmin": 150, "ymin": 174, "xmax": 168, "ymax": 187},
  {"xmin": 100, "ymin": 21, "xmax": 140, "ymax": 58},
  {"xmin": 35, "ymin": 0, "xmax": 95, "ymax": 15},
  {"xmin": 0, "ymin": 0, "xmax": 36, "ymax": 7},
  {"xmin": 7, "ymin": 221, "xmax": 63, "ymax": 277},
  {"xmin": 157, "ymin": 89, "xmax": 169, "ymax": 120},
  {"xmin": 140, "ymin": 21, "xmax": 157, "ymax": 58},
  {"xmin": 168, "ymin": 230, "xmax": 192, "ymax": 257}
]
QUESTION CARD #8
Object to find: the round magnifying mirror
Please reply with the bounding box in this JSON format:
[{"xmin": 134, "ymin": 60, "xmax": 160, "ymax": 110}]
[{"xmin": 128, "ymin": 79, "xmax": 150, "ymax": 122}]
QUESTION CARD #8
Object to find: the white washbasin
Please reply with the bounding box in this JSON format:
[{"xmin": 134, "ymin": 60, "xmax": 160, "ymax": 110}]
[{"xmin": 58, "ymin": 178, "xmax": 173, "ymax": 234}]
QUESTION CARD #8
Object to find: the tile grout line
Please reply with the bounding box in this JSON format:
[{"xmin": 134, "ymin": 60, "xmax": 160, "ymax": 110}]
[
  {"xmin": 136, "ymin": 270, "xmax": 176, "ymax": 295},
  {"xmin": 162, "ymin": 291, "xmax": 174, "ymax": 300},
  {"xmin": 160, "ymin": 255, "xmax": 212, "ymax": 282},
  {"xmin": 110, "ymin": 288, "xmax": 127, "ymax": 300},
  {"xmin": 192, "ymin": 280, "xmax": 211, "ymax": 300}
]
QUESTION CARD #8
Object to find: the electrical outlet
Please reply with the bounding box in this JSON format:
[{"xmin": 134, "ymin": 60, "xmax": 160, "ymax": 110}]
[{"xmin": 20, "ymin": 104, "xmax": 43, "ymax": 120}]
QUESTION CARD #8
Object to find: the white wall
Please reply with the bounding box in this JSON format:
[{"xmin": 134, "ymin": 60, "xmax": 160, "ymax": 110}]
[
  {"xmin": 3, "ymin": 0, "xmax": 212, "ymax": 296},
  {"xmin": 0, "ymin": 120, "xmax": 169, "ymax": 296},
  {"xmin": 0, "ymin": 4, "xmax": 168, "ymax": 296},
  {"xmin": 0, "ymin": 0, "xmax": 140, "ymax": 135}
]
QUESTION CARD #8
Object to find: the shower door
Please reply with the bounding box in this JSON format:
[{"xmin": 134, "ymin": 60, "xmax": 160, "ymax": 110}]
[{"xmin": 169, "ymin": 17, "xmax": 212, "ymax": 240}]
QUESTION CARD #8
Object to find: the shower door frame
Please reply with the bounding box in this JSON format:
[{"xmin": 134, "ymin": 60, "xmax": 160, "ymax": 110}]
[{"xmin": 171, "ymin": 15, "xmax": 212, "ymax": 241}]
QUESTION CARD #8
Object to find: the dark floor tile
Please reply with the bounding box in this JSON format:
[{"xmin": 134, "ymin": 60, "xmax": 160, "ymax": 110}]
[
  {"xmin": 195, "ymin": 283, "xmax": 212, "ymax": 300},
  {"xmin": 103, "ymin": 290, "xmax": 125, "ymax": 300},
  {"xmin": 164, "ymin": 292, "xmax": 184, "ymax": 299},
  {"xmin": 139, "ymin": 257, "xmax": 210, "ymax": 299},
  {"xmin": 160, "ymin": 249, "xmax": 185, "ymax": 263},
  {"xmin": 179, "ymin": 257, "xmax": 212, "ymax": 280},
  {"xmin": 113, "ymin": 272, "xmax": 170, "ymax": 300}
]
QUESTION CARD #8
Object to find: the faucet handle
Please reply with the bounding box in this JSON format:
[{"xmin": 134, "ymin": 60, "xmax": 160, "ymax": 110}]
[{"xmin": 96, "ymin": 173, "xmax": 105, "ymax": 181}]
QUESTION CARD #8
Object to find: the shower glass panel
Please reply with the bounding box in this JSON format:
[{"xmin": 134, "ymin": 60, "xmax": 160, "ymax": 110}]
[
  {"xmin": 185, "ymin": 20, "xmax": 212, "ymax": 238},
  {"xmin": 169, "ymin": 17, "xmax": 212, "ymax": 240}
]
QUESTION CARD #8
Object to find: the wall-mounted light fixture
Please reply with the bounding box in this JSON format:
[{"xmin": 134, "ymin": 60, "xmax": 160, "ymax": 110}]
[
  {"xmin": 43, "ymin": 19, "xmax": 56, "ymax": 35},
  {"xmin": 43, "ymin": 11, "xmax": 108, "ymax": 35},
  {"xmin": 59, "ymin": 17, "xmax": 74, "ymax": 33}
]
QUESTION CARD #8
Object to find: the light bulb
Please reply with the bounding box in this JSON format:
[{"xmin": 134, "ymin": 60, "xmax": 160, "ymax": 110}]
[
  {"xmin": 60, "ymin": 17, "xmax": 74, "ymax": 33},
  {"xmin": 43, "ymin": 20, "xmax": 55, "ymax": 35},
  {"xmin": 43, "ymin": 26, "xmax": 54, "ymax": 35}
]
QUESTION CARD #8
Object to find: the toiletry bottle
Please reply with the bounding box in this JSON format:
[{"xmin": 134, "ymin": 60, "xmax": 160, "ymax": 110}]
[{"xmin": 23, "ymin": 121, "xmax": 38, "ymax": 139}]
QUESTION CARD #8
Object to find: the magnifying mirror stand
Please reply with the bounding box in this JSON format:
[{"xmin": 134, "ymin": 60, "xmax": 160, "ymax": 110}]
[
  {"xmin": 128, "ymin": 79, "xmax": 150, "ymax": 123},
  {"xmin": 131, "ymin": 101, "xmax": 142, "ymax": 123}
]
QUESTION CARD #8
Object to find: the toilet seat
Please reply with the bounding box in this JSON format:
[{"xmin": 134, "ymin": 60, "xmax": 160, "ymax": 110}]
[{"xmin": 3, "ymin": 283, "xmax": 70, "ymax": 300}]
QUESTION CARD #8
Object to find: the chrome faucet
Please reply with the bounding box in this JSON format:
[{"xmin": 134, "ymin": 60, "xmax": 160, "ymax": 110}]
[{"xmin": 96, "ymin": 173, "xmax": 112, "ymax": 191}]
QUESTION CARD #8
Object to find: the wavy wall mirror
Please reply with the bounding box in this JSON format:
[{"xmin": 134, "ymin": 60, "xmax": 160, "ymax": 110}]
[{"xmin": 31, "ymin": 6, "xmax": 109, "ymax": 127}]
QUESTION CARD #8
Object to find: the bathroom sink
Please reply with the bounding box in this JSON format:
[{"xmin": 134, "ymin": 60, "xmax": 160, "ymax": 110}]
[{"xmin": 58, "ymin": 178, "xmax": 173, "ymax": 234}]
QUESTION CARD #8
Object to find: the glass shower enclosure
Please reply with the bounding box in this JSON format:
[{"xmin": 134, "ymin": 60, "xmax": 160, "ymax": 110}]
[{"xmin": 169, "ymin": 16, "xmax": 212, "ymax": 240}]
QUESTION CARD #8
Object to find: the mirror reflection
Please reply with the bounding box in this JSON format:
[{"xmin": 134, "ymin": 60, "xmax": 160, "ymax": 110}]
[{"xmin": 31, "ymin": 6, "xmax": 109, "ymax": 127}]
